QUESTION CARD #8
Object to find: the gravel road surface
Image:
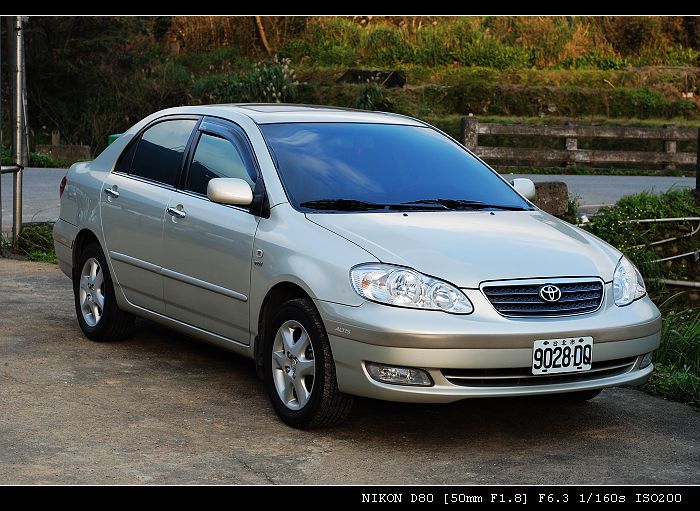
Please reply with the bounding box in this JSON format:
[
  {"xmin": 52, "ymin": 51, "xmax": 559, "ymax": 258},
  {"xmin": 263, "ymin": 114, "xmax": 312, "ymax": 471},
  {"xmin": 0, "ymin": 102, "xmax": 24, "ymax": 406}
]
[{"xmin": 0, "ymin": 259, "xmax": 698, "ymax": 484}]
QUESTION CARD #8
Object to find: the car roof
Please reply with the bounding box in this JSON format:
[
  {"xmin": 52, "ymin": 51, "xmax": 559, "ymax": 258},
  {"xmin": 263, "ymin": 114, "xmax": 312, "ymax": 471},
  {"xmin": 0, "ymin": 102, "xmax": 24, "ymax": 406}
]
[{"xmin": 178, "ymin": 103, "xmax": 426, "ymax": 126}]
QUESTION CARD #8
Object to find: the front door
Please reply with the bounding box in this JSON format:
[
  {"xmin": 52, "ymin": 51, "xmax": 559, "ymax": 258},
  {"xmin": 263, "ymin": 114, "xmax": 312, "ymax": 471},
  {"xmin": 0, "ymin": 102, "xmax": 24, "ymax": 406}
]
[
  {"xmin": 101, "ymin": 118, "xmax": 197, "ymax": 313},
  {"xmin": 161, "ymin": 121, "xmax": 259, "ymax": 343}
]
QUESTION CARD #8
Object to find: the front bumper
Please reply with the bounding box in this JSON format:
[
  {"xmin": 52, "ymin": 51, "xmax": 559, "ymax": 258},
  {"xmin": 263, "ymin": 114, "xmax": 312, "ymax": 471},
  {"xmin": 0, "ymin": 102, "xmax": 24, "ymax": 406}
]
[{"xmin": 317, "ymin": 288, "xmax": 661, "ymax": 402}]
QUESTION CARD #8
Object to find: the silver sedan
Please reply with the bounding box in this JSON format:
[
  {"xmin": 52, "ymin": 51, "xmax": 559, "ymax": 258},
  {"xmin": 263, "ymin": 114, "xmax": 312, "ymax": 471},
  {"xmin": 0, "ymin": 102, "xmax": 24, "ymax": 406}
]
[{"xmin": 54, "ymin": 104, "xmax": 660, "ymax": 428}]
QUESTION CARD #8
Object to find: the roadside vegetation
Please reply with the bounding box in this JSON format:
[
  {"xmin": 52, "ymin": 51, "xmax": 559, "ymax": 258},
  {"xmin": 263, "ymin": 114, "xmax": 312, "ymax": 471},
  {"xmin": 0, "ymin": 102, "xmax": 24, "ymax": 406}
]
[
  {"xmin": 1, "ymin": 16, "xmax": 697, "ymax": 154},
  {"xmin": 579, "ymin": 189, "xmax": 700, "ymax": 405},
  {"xmin": 14, "ymin": 224, "xmax": 57, "ymax": 264},
  {"xmin": 1, "ymin": 145, "xmax": 69, "ymax": 168}
]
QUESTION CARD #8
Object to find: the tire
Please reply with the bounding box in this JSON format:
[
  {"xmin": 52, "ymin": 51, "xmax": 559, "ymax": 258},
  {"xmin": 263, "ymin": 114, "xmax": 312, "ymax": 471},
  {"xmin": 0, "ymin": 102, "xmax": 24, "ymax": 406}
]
[
  {"xmin": 554, "ymin": 388, "xmax": 603, "ymax": 403},
  {"xmin": 73, "ymin": 242, "xmax": 134, "ymax": 342},
  {"xmin": 264, "ymin": 298, "xmax": 353, "ymax": 428}
]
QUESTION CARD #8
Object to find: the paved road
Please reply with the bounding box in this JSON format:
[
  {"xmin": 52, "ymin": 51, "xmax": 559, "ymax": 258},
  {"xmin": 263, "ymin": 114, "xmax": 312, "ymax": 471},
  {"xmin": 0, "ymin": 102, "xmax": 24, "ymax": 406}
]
[
  {"xmin": 513, "ymin": 174, "xmax": 695, "ymax": 213},
  {"xmin": 1, "ymin": 169, "xmax": 697, "ymax": 232},
  {"xmin": 0, "ymin": 258, "xmax": 697, "ymax": 484},
  {"xmin": 1, "ymin": 168, "xmax": 64, "ymax": 231}
]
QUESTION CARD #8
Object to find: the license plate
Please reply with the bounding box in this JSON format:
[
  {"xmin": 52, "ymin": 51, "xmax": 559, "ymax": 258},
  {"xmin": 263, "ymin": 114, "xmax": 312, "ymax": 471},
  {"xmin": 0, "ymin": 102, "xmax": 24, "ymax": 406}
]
[{"xmin": 532, "ymin": 337, "xmax": 593, "ymax": 375}]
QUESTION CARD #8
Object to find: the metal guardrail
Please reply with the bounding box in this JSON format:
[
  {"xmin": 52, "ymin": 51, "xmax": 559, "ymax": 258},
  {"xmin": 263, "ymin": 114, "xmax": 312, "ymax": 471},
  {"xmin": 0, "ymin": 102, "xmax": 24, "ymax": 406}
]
[
  {"xmin": 1, "ymin": 164, "xmax": 22, "ymax": 244},
  {"xmin": 624, "ymin": 216, "xmax": 700, "ymax": 288}
]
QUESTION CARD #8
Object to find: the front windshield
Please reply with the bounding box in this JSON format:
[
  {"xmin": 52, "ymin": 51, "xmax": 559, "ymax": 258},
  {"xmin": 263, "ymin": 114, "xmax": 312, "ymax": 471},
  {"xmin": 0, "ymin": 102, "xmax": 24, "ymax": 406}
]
[{"xmin": 259, "ymin": 122, "xmax": 532, "ymax": 212}]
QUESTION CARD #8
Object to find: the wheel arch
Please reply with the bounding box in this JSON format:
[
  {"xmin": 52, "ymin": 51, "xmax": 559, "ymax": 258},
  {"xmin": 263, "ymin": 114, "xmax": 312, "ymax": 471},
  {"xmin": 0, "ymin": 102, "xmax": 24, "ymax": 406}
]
[
  {"xmin": 72, "ymin": 229, "xmax": 102, "ymax": 277},
  {"xmin": 254, "ymin": 281, "xmax": 313, "ymax": 379}
]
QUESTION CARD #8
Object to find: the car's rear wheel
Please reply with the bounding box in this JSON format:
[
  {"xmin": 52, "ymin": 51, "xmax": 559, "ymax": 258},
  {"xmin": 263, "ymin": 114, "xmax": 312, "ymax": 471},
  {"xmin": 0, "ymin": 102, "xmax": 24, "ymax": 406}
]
[
  {"xmin": 74, "ymin": 242, "xmax": 134, "ymax": 341},
  {"xmin": 264, "ymin": 298, "xmax": 352, "ymax": 428}
]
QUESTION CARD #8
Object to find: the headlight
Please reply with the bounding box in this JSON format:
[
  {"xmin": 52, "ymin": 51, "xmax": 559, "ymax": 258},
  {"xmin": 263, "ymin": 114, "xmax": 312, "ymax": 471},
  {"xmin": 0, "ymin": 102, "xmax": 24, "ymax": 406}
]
[
  {"xmin": 612, "ymin": 256, "xmax": 646, "ymax": 306},
  {"xmin": 350, "ymin": 264, "xmax": 473, "ymax": 314}
]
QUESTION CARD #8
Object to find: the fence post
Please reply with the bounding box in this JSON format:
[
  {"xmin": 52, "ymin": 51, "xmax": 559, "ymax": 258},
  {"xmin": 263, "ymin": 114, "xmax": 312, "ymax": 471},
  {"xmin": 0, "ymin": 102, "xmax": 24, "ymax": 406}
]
[
  {"xmin": 51, "ymin": 130, "xmax": 60, "ymax": 146},
  {"xmin": 663, "ymin": 124, "xmax": 677, "ymax": 170},
  {"xmin": 461, "ymin": 116, "xmax": 479, "ymax": 151},
  {"xmin": 565, "ymin": 121, "xmax": 577, "ymax": 167}
]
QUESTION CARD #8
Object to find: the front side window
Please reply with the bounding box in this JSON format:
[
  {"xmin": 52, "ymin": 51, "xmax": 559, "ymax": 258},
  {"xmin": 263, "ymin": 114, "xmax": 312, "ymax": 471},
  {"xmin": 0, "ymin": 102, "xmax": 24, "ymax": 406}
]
[
  {"xmin": 185, "ymin": 133, "xmax": 256, "ymax": 196},
  {"xmin": 129, "ymin": 119, "xmax": 197, "ymax": 186},
  {"xmin": 260, "ymin": 123, "xmax": 532, "ymax": 212}
]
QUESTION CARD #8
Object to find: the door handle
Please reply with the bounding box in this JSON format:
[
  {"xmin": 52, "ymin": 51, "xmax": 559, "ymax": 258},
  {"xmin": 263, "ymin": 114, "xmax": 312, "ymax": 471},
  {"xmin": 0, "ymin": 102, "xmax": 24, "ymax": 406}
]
[
  {"xmin": 167, "ymin": 206, "xmax": 186, "ymax": 219},
  {"xmin": 103, "ymin": 187, "xmax": 120, "ymax": 198}
]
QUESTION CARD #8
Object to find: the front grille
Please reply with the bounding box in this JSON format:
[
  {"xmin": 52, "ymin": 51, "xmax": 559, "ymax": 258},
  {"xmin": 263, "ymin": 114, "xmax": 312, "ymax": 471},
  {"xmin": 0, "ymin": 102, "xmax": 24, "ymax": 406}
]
[
  {"xmin": 483, "ymin": 280, "xmax": 604, "ymax": 317},
  {"xmin": 442, "ymin": 357, "xmax": 637, "ymax": 387}
]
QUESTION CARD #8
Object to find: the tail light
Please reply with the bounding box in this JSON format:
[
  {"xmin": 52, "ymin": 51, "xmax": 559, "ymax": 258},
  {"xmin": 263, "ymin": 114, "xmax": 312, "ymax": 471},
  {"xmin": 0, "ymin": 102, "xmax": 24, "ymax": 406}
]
[{"xmin": 59, "ymin": 175, "xmax": 67, "ymax": 197}]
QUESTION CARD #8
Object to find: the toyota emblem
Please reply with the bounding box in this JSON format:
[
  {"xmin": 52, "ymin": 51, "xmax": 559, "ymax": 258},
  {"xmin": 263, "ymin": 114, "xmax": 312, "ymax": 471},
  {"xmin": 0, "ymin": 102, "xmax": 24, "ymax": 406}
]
[{"xmin": 539, "ymin": 284, "xmax": 562, "ymax": 302}]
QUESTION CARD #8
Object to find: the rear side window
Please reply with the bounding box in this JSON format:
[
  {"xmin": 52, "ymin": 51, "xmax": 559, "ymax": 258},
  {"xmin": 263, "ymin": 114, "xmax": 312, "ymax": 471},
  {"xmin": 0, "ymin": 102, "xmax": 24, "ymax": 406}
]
[
  {"xmin": 185, "ymin": 133, "xmax": 256, "ymax": 196},
  {"xmin": 114, "ymin": 138, "xmax": 137, "ymax": 174},
  {"xmin": 129, "ymin": 119, "xmax": 196, "ymax": 186}
]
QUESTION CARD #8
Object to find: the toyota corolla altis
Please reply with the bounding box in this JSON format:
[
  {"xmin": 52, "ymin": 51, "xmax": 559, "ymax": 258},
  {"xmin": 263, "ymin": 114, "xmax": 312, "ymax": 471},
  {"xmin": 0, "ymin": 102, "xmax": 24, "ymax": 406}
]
[{"xmin": 54, "ymin": 104, "xmax": 660, "ymax": 428}]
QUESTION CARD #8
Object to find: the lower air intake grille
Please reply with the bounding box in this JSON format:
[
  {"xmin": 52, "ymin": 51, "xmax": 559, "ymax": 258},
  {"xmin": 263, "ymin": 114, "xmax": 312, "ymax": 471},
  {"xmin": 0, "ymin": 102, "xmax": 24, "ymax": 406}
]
[{"xmin": 442, "ymin": 357, "xmax": 637, "ymax": 387}]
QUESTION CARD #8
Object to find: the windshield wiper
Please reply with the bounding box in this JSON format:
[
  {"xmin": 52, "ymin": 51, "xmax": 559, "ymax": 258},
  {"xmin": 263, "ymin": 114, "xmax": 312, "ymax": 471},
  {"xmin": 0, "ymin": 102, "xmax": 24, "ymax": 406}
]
[
  {"xmin": 300, "ymin": 199, "xmax": 445, "ymax": 211},
  {"xmin": 402, "ymin": 199, "xmax": 532, "ymax": 211}
]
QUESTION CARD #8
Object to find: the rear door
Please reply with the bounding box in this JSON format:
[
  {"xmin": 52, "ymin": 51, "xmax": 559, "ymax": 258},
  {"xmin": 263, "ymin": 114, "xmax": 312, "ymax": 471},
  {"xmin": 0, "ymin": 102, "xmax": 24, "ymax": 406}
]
[
  {"xmin": 101, "ymin": 117, "xmax": 198, "ymax": 313},
  {"xmin": 161, "ymin": 118, "xmax": 260, "ymax": 342}
]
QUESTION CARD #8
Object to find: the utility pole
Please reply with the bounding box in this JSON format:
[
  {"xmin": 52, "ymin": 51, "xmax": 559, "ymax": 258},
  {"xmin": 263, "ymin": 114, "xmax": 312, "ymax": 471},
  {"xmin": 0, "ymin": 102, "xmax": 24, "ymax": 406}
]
[{"xmin": 8, "ymin": 16, "xmax": 28, "ymax": 245}]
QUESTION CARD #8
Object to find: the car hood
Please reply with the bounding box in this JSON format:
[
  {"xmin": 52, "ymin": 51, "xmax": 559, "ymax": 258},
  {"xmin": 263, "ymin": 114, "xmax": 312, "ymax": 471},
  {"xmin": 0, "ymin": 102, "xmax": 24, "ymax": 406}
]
[{"xmin": 306, "ymin": 210, "xmax": 619, "ymax": 288}]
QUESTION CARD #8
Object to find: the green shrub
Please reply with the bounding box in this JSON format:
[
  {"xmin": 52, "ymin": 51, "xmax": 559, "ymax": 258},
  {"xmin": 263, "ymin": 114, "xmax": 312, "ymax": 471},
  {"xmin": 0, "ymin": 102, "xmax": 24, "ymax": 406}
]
[
  {"xmin": 16, "ymin": 224, "xmax": 57, "ymax": 264},
  {"xmin": 561, "ymin": 52, "xmax": 629, "ymax": 70},
  {"xmin": 452, "ymin": 34, "xmax": 532, "ymax": 69},
  {"xmin": 558, "ymin": 195, "xmax": 581, "ymax": 224},
  {"xmin": 354, "ymin": 83, "xmax": 394, "ymax": 111},
  {"xmin": 192, "ymin": 73, "xmax": 244, "ymax": 103},
  {"xmin": 241, "ymin": 56, "xmax": 298, "ymax": 103},
  {"xmin": 582, "ymin": 189, "xmax": 700, "ymax": 406},
  {"xmin": 1, "ymin": 145, "xmax": 12, "ymax": 165},
  {"xmin": 1, "ymin": 146, "xmax": 68, "ymax": 168},
  {"xmin": 363, "ymin": 27, "xmax": 414, "ymax": 65},
  {"xmin": 30, "ymin": 152, "xmax": 68, "ymax": 168},
  {"xmin": 645, "ymin": 310, "xmax": 700, "ymax": 405},
  {"xmin": 582, "ymin": 189, "xmax": 700, "ymax": 256}
]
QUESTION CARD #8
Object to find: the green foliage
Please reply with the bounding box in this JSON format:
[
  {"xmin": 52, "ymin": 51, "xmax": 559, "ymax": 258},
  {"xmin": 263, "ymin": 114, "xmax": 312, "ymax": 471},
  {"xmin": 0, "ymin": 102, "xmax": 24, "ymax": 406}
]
[
  {"xmin": 29, "ymin": 152, "xmax": 68, "ymax": 168},
  {"xmin": 558, "ymin": 195, "xmax": 581, "ymax": 224},
  {"xmin": 581, "ymin": 189, "xmax": 700, "ymax": 406},
  {"xmin": 364, "ymin": 27, "xmax": 415, "ymax": 65},
  {"xmin": 1, "ymin": 145, "xmax": 11, "ymax": 165},
  {"xmin": 191, "ymin": 73, "xmax": 243, "ymax": 104},
  {"xmin": 25, "ymin": 250, "xmax": 58, "ymax": 264},
  {"xmin": 561, "ymin": 52, "xmax": 630, "ymax": 70},
  {"xmin": 354, "ymin": 83, "xmax": 394, "ymax": 111},
  {"xmin": 582, "ymin": 190, "xmax": 700, "ymax": 257},
  {"xmin": 16, "ymin": 224, "xmax": 57, "ymax": 263},
  {"xmin": 1, "ymin": 146, "xmax": 68, "ymax": 168},
  {"xmin": 645, "ymin": 309, "xmax": 700, "ymax": 405},
  {"xmin": 451, "ymin": 34, "xmax": 532, "ymax": 69},
  {"xmin": 15, "ymin": 16, "xmax": 700, "ymax": 156},
  {"xmin": 241, "ymin": 56, "xmax": 299, "ymax": 103},
  {"xmin": 192, "ymin": 56, "xmax": 300, "ymax": 104}
]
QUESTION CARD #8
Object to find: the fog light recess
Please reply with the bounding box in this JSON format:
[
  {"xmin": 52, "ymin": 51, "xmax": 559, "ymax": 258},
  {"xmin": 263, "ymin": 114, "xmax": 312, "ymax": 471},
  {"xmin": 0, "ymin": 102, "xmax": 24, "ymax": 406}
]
[
  {"xmin": 365, "ymin": 362, "xmax": 433, "ymax": 387},
  {"xmin": 640, "ymin": 352, "xmax": 653, "ymax": 369}
]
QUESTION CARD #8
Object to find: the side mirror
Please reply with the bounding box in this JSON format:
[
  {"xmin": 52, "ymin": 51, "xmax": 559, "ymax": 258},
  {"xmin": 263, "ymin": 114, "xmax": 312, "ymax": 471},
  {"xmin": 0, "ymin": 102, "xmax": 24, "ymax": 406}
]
[
  {"xmin": 207, "ymin": 178, "xmax": 254, "ymax": 206},
  {"xmin": 511, "ymin": 178, "xmax": 536, "ymax": 201}
]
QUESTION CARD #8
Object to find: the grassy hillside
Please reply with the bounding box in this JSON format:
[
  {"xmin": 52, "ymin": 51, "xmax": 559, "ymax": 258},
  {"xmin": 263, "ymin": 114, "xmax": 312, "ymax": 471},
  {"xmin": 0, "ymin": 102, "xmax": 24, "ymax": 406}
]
[{"xmin": 2, "ymin": 16, "xmax": 698, "ymax": 152}]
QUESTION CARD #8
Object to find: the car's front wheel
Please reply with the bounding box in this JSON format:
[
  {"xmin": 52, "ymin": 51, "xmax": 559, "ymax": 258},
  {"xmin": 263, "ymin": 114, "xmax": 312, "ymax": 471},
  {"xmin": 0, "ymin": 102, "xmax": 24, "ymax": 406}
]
[
  {"xmin": 264, "ymin": 298, "xmax": 353, "ymax": 428},
  {"xmin": 74, "ymin": 242, "xmax": 134, "ymax": 341}
]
